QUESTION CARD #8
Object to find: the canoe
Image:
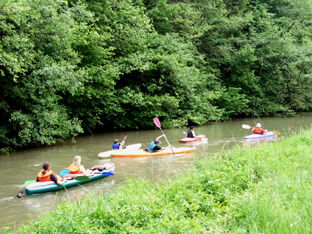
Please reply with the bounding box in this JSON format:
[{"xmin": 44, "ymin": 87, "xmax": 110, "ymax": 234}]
[
  {"xmin": 244, "ymin": 131, "xmax": 277, "ymax": 139},
  {"xmin": 25, "ymin": 163, "xmax": 115, "ymax": 196},
  {"xmin": 179, "ymin": 135, "xmax": 206, "ymax": 143},
  {"xmin": 98, "ymin": 143, "xmax": 142, "ymax": 158},
  {"xmin": 110, "ymin": 147, "xmax": 196, "ymax": 157}
]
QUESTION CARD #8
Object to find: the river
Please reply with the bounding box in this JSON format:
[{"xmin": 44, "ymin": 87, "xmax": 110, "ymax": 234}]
[{"xmin": 0, "ymin": 113, "xmax": 312, "ymax": 229}]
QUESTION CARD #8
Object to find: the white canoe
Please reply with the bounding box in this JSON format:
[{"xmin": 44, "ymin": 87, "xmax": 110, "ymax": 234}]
[
  {"xmin": 98, "ymin": 143, "xmax": 142, "ymax": 158},
  {"xmin": 243, "ymin": 131, "xmax": 276, "ymax": 139}
]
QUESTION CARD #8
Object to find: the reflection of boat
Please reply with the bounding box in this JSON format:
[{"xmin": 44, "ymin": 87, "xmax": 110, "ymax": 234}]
[
  {"xmin": 244, "ymin": 131, "xmax": 276, "ymax": 139},
  {"xmin": 110, "ymin": 147, "xmax": 196, "ymax": 157},
  {"xmin": 179, "ymin": 135, "xmax": 206, "ymax": 142},
  {"xmin": 98, "ymin": 144, "xmax": 142, "ymax": 158},
  {"xmin": 25, "ymin": 163, "xmax": 115, "ymax": 196}
]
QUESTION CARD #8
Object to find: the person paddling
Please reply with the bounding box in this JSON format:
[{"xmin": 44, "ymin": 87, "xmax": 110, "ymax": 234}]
[
  {"xmin": 68, "ymin": 156, "xmax": 92, "ymax": 176},
  {"xmin": 112, "ymin": 139, "xmax": 125, "ymax": 150},
  {"xmin": 252, "ymin": 123, "xmax": 265, "ymax": 135},
  {"xmin": 187, "ymin": 126, "xmax": 197, "ymax": 138},
  {"xmin": 37, "ymin": 162, "xmax": 66, "ymax": 185},
  {"xmin": 148, "ymin": 135, "xmax": 170, "ymax": 152}
]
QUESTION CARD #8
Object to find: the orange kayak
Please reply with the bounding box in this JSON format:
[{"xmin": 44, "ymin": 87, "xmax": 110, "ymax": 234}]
[{"xmin": 110, "ymin": 147, "xmax": 196, "ymax": 157}]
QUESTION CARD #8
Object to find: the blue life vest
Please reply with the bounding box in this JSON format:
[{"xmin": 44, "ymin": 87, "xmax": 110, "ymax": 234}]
[
  {"xmin": 148, "ymin": 141, "xmax": 157, "ymax": 152},
  {"xmin": 112, "ymin": 143, "xmax": 119, "ymax": 149}
]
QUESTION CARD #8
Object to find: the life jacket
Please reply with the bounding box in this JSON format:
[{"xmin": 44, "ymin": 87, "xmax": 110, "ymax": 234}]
[
  {"xmin": 112, "ymin": 143, "xmax": 119, "ymax": 149},
  {"xmin": 148, "ymin": 141, "xmax": 157, "ymax": 152},
  {"xmin": 253, "ymin": 128, "xmax": 265, "ymax": 135},
  {"xmin": 68, "ymin": 164, "xmax": 81, "ymax": 174},
  {"xmin": 37, "ymin": 170, "xmax": 57, "ymax": 182}
]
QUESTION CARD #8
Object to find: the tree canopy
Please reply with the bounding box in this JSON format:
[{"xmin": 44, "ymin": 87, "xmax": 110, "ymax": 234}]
[{"xmin": 1, "ymin": 0, "xmax": 312, "ymax": 152}]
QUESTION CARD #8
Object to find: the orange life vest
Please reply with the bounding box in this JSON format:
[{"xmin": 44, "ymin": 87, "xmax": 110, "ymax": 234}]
[
  {"xmin": 253, "ymin": 127, "xmax": 265, "ymax": 135},
  {"xmin": 68, "ymin": 164, "xmax": 81, "ymax": 174},
  {"xmin": 37, "ymin": 170, "xmax": 57, "ymax": 182}
]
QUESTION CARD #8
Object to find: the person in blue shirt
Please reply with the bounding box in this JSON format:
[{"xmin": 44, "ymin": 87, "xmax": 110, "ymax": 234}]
[
  {"xmin": 112, "ymin": 139, "xmax": 125, "ymax": 150},
  {"xmin": 148, "ymin": 135, "xmax": 166, "ymax": 152}
]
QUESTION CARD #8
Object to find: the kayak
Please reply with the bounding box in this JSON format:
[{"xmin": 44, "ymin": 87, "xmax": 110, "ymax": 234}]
[
  {"xmin": 244, "ymin": 131, "xmax": 277, "ymax": 139},
  {"xmin": 179, "ymin": 135, "xmax": 206, "ymax": 143},
  {"xmin": 110, "ymin": 147, "xmax": 196, "ymax": 157},
  {"xmin": 24, "ymin": 163, "xmax": 115, "ymax": 196},
  {"xmin": 98, "ymin": 143, "xmax": 142, "ymax": 158}
]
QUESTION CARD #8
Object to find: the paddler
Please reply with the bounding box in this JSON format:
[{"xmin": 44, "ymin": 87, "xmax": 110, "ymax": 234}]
[
  {"xmin": 37, "ymin": 162, "xmax": 66, "ymax": 185},
  {"xmin": 68, "ymin": 156, "xmax": 93, "ymax": 176},
  {"xmin": 187, "ymin": 126, "xmax": 196, "ymax": 138},
  {"xmin": 252, "ymin": 123, "xmax": 265, "ymax": 135},
  {"xmin": 148, "ymin": 135, "xmax": 169, "ymax": 152},
  {"xmin": 112, "ymin": 139, "xmax": 125, "ymax": 150}
]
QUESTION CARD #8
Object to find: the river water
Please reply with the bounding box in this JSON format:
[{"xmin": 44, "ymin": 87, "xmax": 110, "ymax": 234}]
[{"xmin": 1, "ymin": 113, "xmax": 312, "ymax": 229}]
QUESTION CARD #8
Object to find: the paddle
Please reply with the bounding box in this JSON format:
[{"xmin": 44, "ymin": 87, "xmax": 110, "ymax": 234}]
[
  {"xmin": 153, "ymin": 117, "xmax": 175, "ymax": 155},
  {"xmin": 242, "ymin": 124, "xmax": 280, "ymax": 135},
  {"xmin": 119, "ymin": 135, "xmax": 128, "ymax": 150},
  {"xmin": 101, "ymin": 171, "xmax": 114, "ymax": 176},
  {"xmin": 74, "ymin": 176, "xmax": 90, "ymax": 181},
  {"xmin": 24, "ymin": 180, "xmax": 36, "ymax": 187}
]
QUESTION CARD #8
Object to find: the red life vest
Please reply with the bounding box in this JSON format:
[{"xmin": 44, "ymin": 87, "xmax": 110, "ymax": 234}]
[
  {"xmin": 37, "ymin": 170, "xmax": 57, "ymax": 182},
  {"xmin": 252, "ymin": 128, "xmax": 265, "ymax": 135},
  {"xmin": 68, "ymin": 164, "xmax": 81, "ymax": 174}
]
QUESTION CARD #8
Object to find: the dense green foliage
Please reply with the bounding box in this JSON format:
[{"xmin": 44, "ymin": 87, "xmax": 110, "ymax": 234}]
[
  {"xmin": 7, "ymin": 130, "xmax": 312, "ymax": 233},
  {"xmin": 1, "ymin": 0, "xmax": 312, "ymax": 151}
]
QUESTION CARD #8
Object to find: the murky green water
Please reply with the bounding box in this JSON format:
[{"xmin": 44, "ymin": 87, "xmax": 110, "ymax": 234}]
[{"xmin": 1, "ymin": 113, "xmax": 311, "ymax": 229}]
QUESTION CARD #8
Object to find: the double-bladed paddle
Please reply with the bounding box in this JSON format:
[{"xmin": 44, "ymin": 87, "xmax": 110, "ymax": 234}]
[
  {"xmin": 153, "ymin": 117, "xmax": 175, "ymax": 155},
  {"xmin": 242, "ymin": 124, "xmax": 280, "ymax": 135},
  {"xmin": 74, "ymin": 171, "xmax": 114, "ymax": 181}
]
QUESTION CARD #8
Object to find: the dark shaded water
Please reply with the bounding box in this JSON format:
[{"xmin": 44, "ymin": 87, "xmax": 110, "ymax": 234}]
[{"xmin": 0, "ymin": 113, "xmax": 311, "ymax": 229}]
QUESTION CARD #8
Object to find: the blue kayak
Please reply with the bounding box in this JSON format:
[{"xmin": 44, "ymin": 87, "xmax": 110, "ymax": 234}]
[{"xmin": 244, "ymin": 131, "xmax": 276, "ymax": 139}]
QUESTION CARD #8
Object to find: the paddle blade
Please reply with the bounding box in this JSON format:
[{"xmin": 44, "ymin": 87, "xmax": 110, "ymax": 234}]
[
  {"xmin": 75, "ymin": 176, "xmax": 90, "ymax": 181},
  {"xmin": 101, "ymin": 171, "xmax": 114, "ymax": 176},
  {"xmin": 242, "ymin": 124, "xmax": 251, "ymax": 129},
  {"xmin": 60, "ymin": 170, "xmax": 69, "ymax": 177},
  {"xmin": 24, "ymin": 180, "xmax": 36, "ymax": 186},
  {"xmin": 153, "ymin": 117, "xmax": 161, "ymax": 128},
  {"xmin": 273, "ymin": 131, "xmax": 280, "ymax": 135},
  {"xmin": 123, "ymin": 135, "xmax": 128, "ymax": 140}
]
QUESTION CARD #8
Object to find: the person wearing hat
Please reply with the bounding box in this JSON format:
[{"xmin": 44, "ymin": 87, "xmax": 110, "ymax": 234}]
[
  {"xmin": 252, "ymin": 123, "xmax": 265, "ymax": 135},
  {"xmin": 187, "ymin": 126, "xmax": 196, "ymax": 138},
  {"xmin": 148, "ymin": 135, "xmax": 166, "ymax": 152}
]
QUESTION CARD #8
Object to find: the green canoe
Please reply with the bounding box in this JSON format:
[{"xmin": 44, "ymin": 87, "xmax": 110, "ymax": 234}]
[{"xmin": 25, "ymin": 171, "xmax": 114, "ymax": 196}]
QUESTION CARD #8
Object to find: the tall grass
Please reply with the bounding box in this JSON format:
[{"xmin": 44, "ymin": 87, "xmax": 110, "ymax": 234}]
[{"xmin": 6, "ymin": 130, "xmax": 312, "ymax": 233}]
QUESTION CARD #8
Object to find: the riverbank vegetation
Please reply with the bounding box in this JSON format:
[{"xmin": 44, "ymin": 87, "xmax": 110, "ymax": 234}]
[
  {"xmin": 1, "ymin": 0, "xmax": 312, "ymax": 152},
  {"xmin": 6, "ymin": 129, "xmax": 311, "ymax": 233}
]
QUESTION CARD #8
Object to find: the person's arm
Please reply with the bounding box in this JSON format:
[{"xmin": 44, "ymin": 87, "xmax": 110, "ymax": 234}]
[
  {"xmin": 156, "ymin": 135, "xmax": 165, "ymax": 140},
  {"xmin": 50, "ymin": 174, "xmax": 66, "ymax": 185},
  {"xmin": 81, "ymin": 165, "xmax": 92, "ymax": 177}
]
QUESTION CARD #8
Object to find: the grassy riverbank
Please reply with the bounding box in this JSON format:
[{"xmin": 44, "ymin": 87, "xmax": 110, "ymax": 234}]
[{"xmin": 7, "ymin": 130, "xmax": 312, "ymax": 233}]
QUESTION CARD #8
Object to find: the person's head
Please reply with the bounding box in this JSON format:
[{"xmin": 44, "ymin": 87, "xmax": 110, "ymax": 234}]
[
  {"xmin": 73, "ymin": 155, "xmax": 81, "ymax": 165},
  {"xmin": 42, "ymin": 162, "xmax": 51, "ymax": 174},
  {"xmin": 256, "ymin": 123, "xmax": 261, "ymax": 128},
  {"xmin": 154, "ymin": 140, "xmax": 161, "ymax": 144},
  {"xmin": 113, "ymin": 139, "xmax": 119, "ymax": 144},
  {"xmin": 190, "ymin": 126, "xmax": 195, "ymax": 130}
]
